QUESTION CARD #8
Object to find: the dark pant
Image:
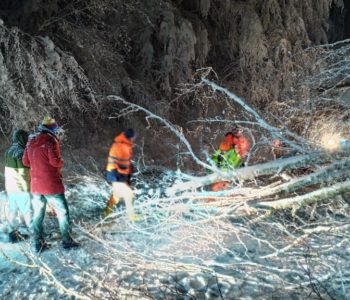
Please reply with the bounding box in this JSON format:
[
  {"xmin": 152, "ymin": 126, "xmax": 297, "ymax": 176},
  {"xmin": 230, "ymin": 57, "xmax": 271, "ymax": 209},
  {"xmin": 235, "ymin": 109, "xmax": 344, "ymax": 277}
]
[
  {"xmin": 106, "ymin": 170, "xmax": 129, "ymax": 183},
  {"xmin": 31, "ymin": 194, "xmax": 72, "ymax": 243}
]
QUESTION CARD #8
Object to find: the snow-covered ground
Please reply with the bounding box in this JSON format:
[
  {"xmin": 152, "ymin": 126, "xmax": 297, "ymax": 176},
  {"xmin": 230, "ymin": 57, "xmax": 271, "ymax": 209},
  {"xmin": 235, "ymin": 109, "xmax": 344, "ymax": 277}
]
[{"xmin": 1, "ymin": 174, "xmax": 350, "ymax": 299}]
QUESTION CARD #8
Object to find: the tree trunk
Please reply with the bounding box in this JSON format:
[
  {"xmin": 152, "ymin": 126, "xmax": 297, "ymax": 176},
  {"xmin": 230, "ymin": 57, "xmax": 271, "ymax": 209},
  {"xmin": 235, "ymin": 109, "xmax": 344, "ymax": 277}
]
[
  {"xmin": 167, "ymin": 152, "xmax": 331, "ymax": 195},
  {"xmin": 257, "ymin": 180, "xmax": 350, "ymax": 210}
]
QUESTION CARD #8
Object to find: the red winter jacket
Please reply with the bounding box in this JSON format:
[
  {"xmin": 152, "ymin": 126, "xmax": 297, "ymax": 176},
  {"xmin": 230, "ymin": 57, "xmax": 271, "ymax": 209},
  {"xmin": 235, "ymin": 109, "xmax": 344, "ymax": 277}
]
[{"xmin": 22, "ymin": 132, "xmax": 64, "ymax": 195}]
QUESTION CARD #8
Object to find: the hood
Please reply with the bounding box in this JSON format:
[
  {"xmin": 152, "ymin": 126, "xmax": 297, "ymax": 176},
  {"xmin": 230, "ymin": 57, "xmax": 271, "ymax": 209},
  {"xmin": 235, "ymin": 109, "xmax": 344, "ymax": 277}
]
[
  {"xmin": 12, "ymin": 129, "xmax": 29, "ymax": 147},
  {"xmin": 37, "ymin": 124, "xmax": 58, "ymax": 137},
  {"xmin": 29, "ymin": 130, "xmax": 57, "ymax": 147},
  {"xmin": 114, "ymin": 133, "xmax": 133, "ymax": 146}
]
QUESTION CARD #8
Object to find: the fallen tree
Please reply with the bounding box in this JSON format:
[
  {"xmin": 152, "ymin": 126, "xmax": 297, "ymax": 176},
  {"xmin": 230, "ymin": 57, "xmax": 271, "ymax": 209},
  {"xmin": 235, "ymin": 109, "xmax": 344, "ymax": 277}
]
[
  {"xmin": 156, "ymin": 72, "xmax": 350, "ymax": 217},
  {"xmin": 2, "ymin": 29, "xmax": 350, "ymax": 300},
  {"xmin": 257, "ymin": 179, "xmax": 350, "ymax": 210},
  {"xmin": 194, "ymin": 156, "xmax": 350, "ymax": 208},
  {"xmin": 166, "ymin": 152, "xmax": 336, "ymax": 195}
]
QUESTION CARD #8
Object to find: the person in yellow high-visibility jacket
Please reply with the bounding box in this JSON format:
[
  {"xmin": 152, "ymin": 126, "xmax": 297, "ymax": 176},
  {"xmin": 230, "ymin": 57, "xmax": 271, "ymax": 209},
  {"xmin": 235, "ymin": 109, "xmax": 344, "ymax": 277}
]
[
  {"xmin": 211, "ymin": 132, "xmax": 241, "ymax": 192},
  {"xmin": 212, "ymin": 132, "xmax": 242, "ymax": 170},
  {"xmin": 103, "ymin": 129, "xmax": 140, "ymax": 221}
]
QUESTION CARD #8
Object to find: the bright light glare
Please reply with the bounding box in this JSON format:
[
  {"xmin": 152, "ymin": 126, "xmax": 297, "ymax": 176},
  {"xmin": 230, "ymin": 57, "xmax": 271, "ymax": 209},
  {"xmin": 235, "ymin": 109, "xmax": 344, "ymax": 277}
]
[{"xmin": 320, "ymin": 133, "xmax": 342, "ymax": 151}]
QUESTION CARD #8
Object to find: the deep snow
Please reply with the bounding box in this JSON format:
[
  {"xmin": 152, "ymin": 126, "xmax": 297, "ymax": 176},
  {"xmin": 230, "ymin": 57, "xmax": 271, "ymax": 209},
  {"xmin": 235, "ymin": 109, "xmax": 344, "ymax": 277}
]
[{"xmin": 0, "ymin": 175, "xmax": 350, "ymax": 299}]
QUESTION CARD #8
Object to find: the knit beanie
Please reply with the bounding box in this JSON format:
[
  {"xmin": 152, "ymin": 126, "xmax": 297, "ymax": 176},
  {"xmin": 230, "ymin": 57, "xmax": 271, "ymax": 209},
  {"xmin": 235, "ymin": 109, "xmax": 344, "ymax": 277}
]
[
  {"xmin": 42, "ymin": 116, "xmax": 59, "ymax": 132},
  {"xmin": 124, "ymin": 128, "xmax": 135, "ymax": 139}
]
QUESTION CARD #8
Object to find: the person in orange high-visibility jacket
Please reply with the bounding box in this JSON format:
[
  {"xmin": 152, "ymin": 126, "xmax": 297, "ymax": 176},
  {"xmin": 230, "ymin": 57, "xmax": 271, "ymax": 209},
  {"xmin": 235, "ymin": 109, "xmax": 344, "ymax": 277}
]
[
  {"xmin": 232, "ymin": 127, "xmax": 250, "ymax": 162},
  {"xmin": 211, "ymin": 132, "xmax": 241, "ymax": 192},
  {"xmin": 103, "ymin": 129, "xmax": 140, "ymax": 221},
  {"xmin": 219, "ymin": 132, "xmax": 234, "ymax": 152}
]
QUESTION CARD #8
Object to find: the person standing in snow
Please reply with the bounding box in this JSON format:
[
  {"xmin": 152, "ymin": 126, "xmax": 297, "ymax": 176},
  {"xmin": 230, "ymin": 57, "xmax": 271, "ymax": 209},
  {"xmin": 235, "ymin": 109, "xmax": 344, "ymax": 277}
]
[
  {"xmin": 103, "ymin": 128, "xmax": 140, "ymax": 221},
  {"xmin": 4, "ymin": 129, "xmax": 32, "ymax": 243},
  {"xmin": 23, "ymin": 117, "xmax": 79, "ymax": 252}
]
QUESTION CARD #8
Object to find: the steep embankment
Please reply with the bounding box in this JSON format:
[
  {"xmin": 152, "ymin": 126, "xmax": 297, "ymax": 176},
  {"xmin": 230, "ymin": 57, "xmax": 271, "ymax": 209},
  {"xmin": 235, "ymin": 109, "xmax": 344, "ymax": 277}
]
[
  {"xmin": 1, "ymin": 2, "xmax": 350, "ymax": 297},
  {"xmin": 0, "ymin": 0, "xmax": 347, "ymax": 171}
]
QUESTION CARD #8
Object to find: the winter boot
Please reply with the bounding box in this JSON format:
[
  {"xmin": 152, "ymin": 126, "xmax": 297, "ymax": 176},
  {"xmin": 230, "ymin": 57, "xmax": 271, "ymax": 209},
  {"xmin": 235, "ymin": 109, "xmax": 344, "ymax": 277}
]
[
  {"xmin": 62, "ymin": 240, "xmax": 80, "ymax": 250},
  {"xmin": 103, "ymin": 194, "xmax": 119, "ymax": 217},
  {"xmin": 103, "ymin": 206, "xmax": 113, "ymax": 217},
  {"xmin": 35, "ymin": 240, "xmax": 51, "ymax": 253}
]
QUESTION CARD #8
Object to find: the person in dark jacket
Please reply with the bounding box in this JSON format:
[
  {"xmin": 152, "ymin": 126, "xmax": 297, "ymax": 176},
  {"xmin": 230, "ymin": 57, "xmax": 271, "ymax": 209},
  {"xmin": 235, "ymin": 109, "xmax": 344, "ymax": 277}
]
[
  {"xmin": 5, "ymin": 129, "xmax": 31, "ymax": 243},
  {"xmin": 23, "ymin": 117, "xmax": 79, "ymax": 252}
]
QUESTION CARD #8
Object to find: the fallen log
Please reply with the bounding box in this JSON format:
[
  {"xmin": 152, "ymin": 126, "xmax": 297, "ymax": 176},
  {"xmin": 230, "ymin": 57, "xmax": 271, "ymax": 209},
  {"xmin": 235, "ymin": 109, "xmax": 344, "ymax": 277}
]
[
  {"xmin": 167, "ymin": 152, "xmax": 332, "ymax": 195},
  {"xmin": 194, "ymin": 157, "xmax": 350, "ymax": 206},
  {"xmin": 256, "ymin": 179, "xmax": 350, "ymax": 210}
]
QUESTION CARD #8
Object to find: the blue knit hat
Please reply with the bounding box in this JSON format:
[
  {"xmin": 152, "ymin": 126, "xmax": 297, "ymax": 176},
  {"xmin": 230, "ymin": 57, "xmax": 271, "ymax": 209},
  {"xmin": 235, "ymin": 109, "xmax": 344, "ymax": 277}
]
[{"xmin": 124, "ymin": 128, "xmax": 135, "ymax": 139}]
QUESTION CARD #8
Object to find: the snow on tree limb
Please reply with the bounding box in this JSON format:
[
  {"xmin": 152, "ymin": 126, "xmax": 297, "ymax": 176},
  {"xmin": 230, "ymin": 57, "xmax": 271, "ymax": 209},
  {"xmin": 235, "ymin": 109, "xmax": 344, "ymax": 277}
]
[
  {"xmin": 257, "ymin": 179, "xmax": 350, "ymax": 210},
  {"xmin": 192, "ymin": 156, "xmax": 350, "ymax": 207},
  {"xmin": 167, "ymin": 152, "xmax": 331, "ymax": 195},
  {"xmin": 106, "ymin": 95, "xmax": 217, "ymax": 172},
  {"xmin": 201, "ymin": 78, "xmax": 309, "ymax": 152}
]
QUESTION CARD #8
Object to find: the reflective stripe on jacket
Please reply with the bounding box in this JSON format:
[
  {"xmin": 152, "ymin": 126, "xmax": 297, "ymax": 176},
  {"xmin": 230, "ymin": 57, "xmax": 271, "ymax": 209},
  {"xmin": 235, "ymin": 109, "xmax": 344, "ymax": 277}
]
[{"xmin": 106, "ymin": 133, "xmax": 133, "ymax": 174}]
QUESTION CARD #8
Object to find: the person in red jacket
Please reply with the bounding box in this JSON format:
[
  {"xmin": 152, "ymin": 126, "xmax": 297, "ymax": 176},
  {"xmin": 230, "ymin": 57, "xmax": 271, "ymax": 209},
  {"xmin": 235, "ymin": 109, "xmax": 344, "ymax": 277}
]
[
  {"xmin": 23, "ymin": 117, "xmax": 79, "ymax": 252},
  {"xmin": 103, "ymin": 129, "xmax": 139, "ymax": 221},
  {"xmin": 232, "ymin": 126, "xmax": 250, "ymax": 164}
]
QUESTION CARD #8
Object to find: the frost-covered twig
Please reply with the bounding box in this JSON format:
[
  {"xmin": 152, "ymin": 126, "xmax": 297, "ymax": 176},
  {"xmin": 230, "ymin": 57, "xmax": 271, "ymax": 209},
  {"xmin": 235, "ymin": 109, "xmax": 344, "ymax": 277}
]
[
  {"xmin": 201, "ymin": 78, "xmax": 308, "ymax": 152},
  {"xmin": 106, "ymin": 95, "xmax": 217, "ymax": 172}
]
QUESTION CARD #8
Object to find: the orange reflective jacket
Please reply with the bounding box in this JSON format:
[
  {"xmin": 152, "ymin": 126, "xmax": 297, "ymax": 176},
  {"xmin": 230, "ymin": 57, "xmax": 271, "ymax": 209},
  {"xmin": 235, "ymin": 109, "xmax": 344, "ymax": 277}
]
[
  {"xmin": 219, "ymin": 134, "xmax": 234, "ymax": 151},
  {"xmin": 232, "ymin": 134, "xmax": 250, "ymax": 158},
  {"xmin": 106, "ymin": 133, "xmax": 133, "ymax": 174}
]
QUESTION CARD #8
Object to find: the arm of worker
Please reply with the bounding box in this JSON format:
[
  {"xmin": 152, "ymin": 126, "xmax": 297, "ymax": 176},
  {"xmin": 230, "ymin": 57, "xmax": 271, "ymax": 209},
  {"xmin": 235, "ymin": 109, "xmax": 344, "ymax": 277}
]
[{"xmin": 22, "ymin": 147, "xmax": 30, "ymax": 167}]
